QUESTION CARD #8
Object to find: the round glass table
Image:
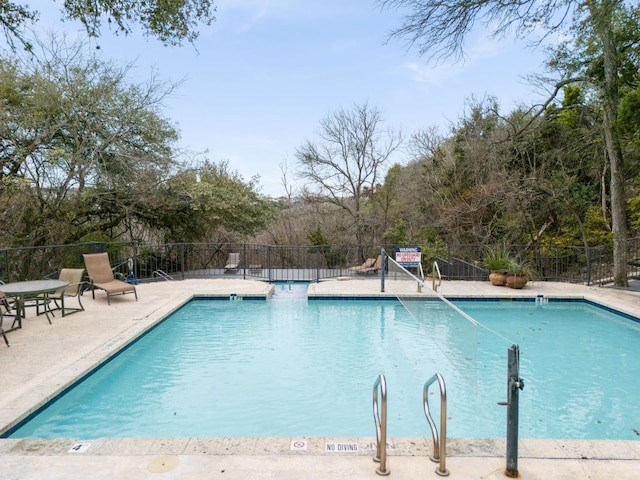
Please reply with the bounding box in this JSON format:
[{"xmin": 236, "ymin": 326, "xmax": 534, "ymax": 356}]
[{"xmin": 0, "ymin": 279, "xmax": 69, "ymax": 331}]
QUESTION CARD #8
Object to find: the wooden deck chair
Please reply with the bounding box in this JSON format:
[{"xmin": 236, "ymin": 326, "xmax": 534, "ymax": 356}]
[
  {"xmin": 83, "ymin": 253, "xmax": 138, "ymax": 305},
  {"xmin": 37, "ymin": 268, "xmax": 86, "ymax": 317},
  {"xmin": 350, "ymin": 257, "xmax": 376, "ymax": 273},
  {"xmin": 224, "ymin": 252, "xmax": 240, "ymax": 273},
  {"xmin": 358, "ymin": 255, "xmax": 382, "ymax": 275}
]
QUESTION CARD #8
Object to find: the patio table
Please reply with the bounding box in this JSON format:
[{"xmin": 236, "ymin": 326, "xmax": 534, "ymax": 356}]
[{"xmin": 0, "ymin": 279, "xmax": 69, "ymax": 332}]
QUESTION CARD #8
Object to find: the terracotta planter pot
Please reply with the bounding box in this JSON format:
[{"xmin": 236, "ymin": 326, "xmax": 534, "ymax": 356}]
[
  {"xmin": 489, "ymin": 271, "xmax": 508, "ymax": 286},
  {"xmin": 506, "ymin": 274, "xmax": 529, "ymax": 289}
]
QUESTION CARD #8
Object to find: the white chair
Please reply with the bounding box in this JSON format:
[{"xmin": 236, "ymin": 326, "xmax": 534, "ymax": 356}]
[{"xmin": 224, "ymin": 252, "xmax": 240, "ymax": 273}]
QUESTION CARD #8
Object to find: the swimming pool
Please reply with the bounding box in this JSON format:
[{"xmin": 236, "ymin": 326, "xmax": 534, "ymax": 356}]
[{"xmin": 5, "ymin": 297, "xmax": 640, "ymax": 440}]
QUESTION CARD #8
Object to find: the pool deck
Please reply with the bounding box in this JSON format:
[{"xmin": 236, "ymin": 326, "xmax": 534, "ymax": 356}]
[{"xmin": 1, "ymin": 278, "xmax": 639, "ymax": 479}]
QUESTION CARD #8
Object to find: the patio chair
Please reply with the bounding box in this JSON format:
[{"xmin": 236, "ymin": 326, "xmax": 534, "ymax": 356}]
[
  {"xmin": 224, "ymin": 252, "xmax": 240, "ymax": 273},
  {"xmin": 36, "ymin": 268, "xmax": 86, "ymax": 317},
  {"xmin": 357, "ymin": 255, "xmax": 382, "ymax": 275},
  {"xmin": 0, "ymin": 293, "xmax": 11, "ymax": 347},
  {"xmin": 83, "ymin": 253, "xmax": 138, "ymax": 305},
  {"xmin": 350, "ymin": 257, "xmax": 376, "ymax": 273}
]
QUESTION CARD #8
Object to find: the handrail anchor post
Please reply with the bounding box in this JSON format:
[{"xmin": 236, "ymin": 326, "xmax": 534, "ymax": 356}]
[{"xmin": 505, "ymin": 344, "xmax": 524, "ymax": 478}]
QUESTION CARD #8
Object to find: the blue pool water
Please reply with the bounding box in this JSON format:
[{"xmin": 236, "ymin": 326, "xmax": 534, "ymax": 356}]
[{"xmin": 6, "ymin": 298, "xmax": 640, "ymax": 440}]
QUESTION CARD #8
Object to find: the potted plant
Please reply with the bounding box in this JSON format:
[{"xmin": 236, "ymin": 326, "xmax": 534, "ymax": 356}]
[
  {"xmin": 482, "ymin": 244, "xmax": 511, "ymax": 286},
  {"xmin": 506, "ymin": 258, "xmax": 530, "ymax": 289}
]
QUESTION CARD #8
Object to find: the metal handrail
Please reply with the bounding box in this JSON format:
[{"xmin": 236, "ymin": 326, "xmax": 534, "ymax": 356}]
[
  {"xmin": 152, "ymin": 270, "xmax": 174, "ymax": 281},
  {"xmin": 423, "ymin": 373, "xmax": 449, "ymax": 476},
  {"xmin": 372, "ymin": 374, "xmax": 390, "ymax": 476},
  {"xmin": 432, "ymin": 261, "xmax": 442, "ymax": 292}
]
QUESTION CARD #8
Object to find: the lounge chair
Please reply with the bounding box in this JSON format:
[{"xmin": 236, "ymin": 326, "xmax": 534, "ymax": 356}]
[
  {"xmin": 83, "ymin": 253, "xmax": 138, "ymax": 305},
  {"xmin": 224, "ymin": 252, "xmax": 240, "ymax": 273},
  {"xmin": 36, "ymin": 268, "xmax": 85, "ymax": 317},
  {"xmin": 356, "ymin": 255, "xmax": 382, "ymax": 275},
  {"xmin": 350, "ymin": 257, "xmax": 376, "ymax": 273}
]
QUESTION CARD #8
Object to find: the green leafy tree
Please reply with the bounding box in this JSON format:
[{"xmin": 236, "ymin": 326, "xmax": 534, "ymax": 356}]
[
  {"xmin": 382, "ymin": 218, "xmax": 408, "ymax": 246},
  {"xmin": 0, "ymin": 36, "xmax": 179, "ymax": 245},
  {"xmin": 410, "ymin": 97, "xmax": 516, "ymax": 247},
  {"xmin": 307, "ymin": 224, "xmax": 345, "ymax": 268},
  {"xmin": 369, "ymin": 163, "xmax": 404, "ymax": 239},
  {"xmin": 0, "ymin": 38, "xmax": 273, "ymax": 247},
  {"xmin": 543, "ymin": 1, "xmax": 640, "ymax": 285},
  {"xmin": 1, "ymin": 0, "xmax": 216, "ymax": 51},
  {"xmin": 500, "ymin": 85, "xmax": 606, "ymax": 251},
  {"xmin": 163, "ymin": 160, "xmax": 275, "ymax": 243}
]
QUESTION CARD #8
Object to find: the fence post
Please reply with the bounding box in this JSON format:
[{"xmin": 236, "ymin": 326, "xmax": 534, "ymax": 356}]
[
  {"xmin": 585, "ymin": 246, "xmax": 591, "ymax": 286},
  {"xmin": 4, "ymin": 248, "xmax": 11, "ymax": 282},
  {"xmin": 180, "ymin": 244, "xmax": 185, "ymax": 280},
  {"xmin": 380, "ymin": 249, "xmax": 386, "ymax": 293}
]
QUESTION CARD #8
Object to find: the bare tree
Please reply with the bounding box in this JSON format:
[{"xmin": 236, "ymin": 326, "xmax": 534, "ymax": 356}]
[
  {"xmin": 279, "ymin": 158, "xmax": 296, "ymax": 203},
  {"xmin": 296, "ymin": 102, "xmax": 402, "ymax": 259}
]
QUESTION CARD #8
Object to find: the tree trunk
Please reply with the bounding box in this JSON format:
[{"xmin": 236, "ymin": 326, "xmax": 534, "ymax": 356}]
[{"xmin": 597, "ymin": 2, "xmax": 628, "ymax": 287}]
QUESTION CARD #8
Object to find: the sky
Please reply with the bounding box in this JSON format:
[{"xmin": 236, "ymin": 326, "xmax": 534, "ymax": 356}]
[{"xmin": 27, "ymin": 0, "xmax": 551, "ymax": 197}]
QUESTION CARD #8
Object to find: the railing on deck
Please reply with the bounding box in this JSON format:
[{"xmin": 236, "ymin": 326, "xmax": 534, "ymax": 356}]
[
  {"xmin": 434, "ymin": 239, "xmax": 640, "ymax": 286},
  {"xmin": 0, "ymin": 239, "xmax": 638, "ymax": 286}
]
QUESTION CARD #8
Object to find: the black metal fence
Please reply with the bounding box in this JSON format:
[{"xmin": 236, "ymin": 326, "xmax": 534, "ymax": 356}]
[
  {"xmin": 134, "ymin": 243, "xmax": 364, "ymax": 282},
  {"xmin": 0, "ymin": 239, "xmax": 639, "ymax": 286},
  {"xmin": 0, "ymin": 242, "xmax": 366, "ymax": 284},
  {"xmin": 434, "ymin": 240, "xmax": 640, "ymax": 286}
]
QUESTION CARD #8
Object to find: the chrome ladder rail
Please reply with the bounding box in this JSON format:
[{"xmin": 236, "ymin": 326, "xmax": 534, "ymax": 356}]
[
  {"xmin": 431, "ymin": 261, "xmax": 442, "ymax": 292},
  {"xmin": 372, "ymin": 374, "xmax": 390, "ymax": 476},
  {"xmin": 423, "ymin": 373, "xmax": 449, "ymax": 476}
]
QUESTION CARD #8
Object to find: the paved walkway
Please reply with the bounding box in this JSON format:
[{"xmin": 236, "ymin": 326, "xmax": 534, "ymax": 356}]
[{"xmin": 1, "ymin": 278, "xmax": 639, "ymax": 479}]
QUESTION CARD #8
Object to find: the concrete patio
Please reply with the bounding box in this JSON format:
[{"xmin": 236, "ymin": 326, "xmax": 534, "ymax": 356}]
[{"xmin": 1, "ymin": 277, "xmax": 639, "ymax": 479}]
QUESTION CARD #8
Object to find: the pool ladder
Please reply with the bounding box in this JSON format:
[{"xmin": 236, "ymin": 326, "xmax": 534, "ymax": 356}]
[
  {"xmin": 424, "ymin": 373, "xmax": 449, "ymax": 476},
  {"xmin": 372, "ymin": 372, "xmax": 449, "ymax": 476},
  {"xmin": 372, "ymin": 374, "xmax": 389, "ymax": 476},
  {"xmin": 431, "ymin": 261, "xmax": 442, "ymax": 292}
]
